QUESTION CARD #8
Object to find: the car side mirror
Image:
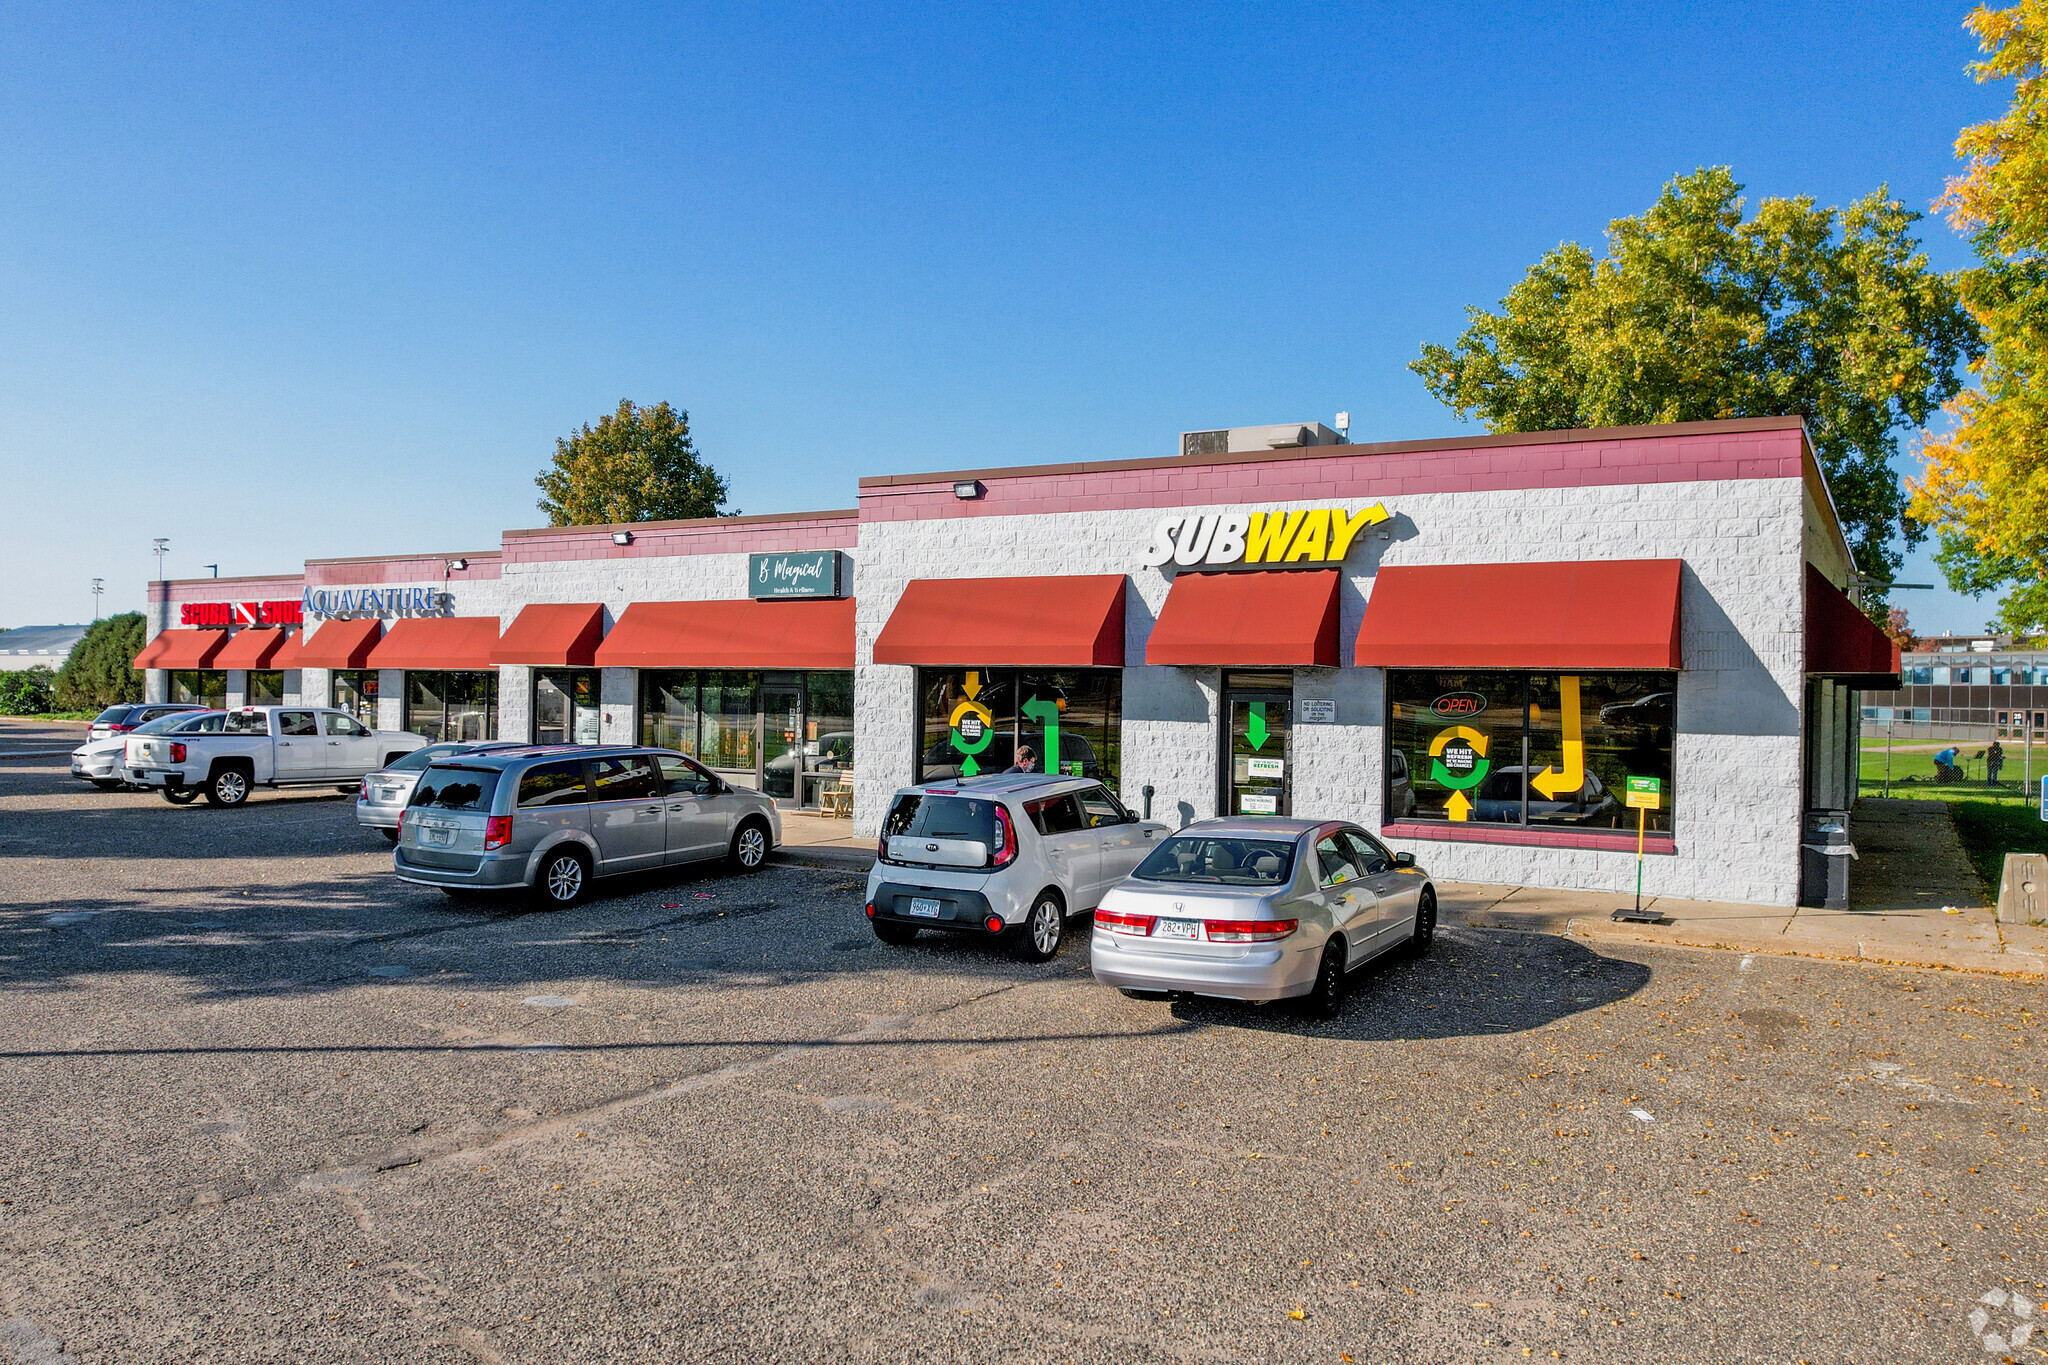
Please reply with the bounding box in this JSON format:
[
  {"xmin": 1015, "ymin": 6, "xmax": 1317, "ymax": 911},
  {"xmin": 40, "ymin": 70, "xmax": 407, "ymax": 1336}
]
[{"xmin": 1394, "ymin": 852, "xmax": 1416, "ymax": 868}]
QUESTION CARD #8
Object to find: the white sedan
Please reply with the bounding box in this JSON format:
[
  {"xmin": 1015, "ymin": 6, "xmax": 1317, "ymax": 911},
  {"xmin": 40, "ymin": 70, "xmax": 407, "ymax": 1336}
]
[{"xmin": 72, "ymin": 709, "xmax": 227, "ymax": 789}]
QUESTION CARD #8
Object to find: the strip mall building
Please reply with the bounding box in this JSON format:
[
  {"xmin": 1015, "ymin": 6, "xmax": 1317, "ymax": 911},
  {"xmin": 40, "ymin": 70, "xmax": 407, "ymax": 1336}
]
[{"xmin": 136, "ymin": 416, "xmax": 1897, "ymax": 908}]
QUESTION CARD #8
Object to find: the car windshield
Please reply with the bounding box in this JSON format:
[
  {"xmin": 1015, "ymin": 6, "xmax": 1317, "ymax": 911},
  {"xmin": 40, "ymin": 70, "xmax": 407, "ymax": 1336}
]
[
  {"xmin": 882, "ymin": 793, "xmax": 997, "ymax": 846},
  {"xmin": 1134, "ymin": 835, "xmax": 1297, "ymax": 885},
  {"xmin": 409, "ymin": 766, "xmax": 502, "ymax": 811},
  {"xmin": 386, "ymin": 743, "xmax": 469, "ymax": 773},
  {"xmin": 94, "ymin": 706, "xmax": 134, "ymax": 724}
]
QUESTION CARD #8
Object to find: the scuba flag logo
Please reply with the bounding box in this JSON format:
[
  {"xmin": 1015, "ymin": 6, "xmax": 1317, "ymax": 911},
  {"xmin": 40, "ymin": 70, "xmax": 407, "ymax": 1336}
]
[{"xmin": 949, "ymin": 672, "xmax": 995, "ymax": 776}]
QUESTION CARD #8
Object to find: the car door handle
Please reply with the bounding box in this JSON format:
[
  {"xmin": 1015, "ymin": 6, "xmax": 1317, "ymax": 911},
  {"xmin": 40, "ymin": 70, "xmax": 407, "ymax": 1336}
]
[
  {"xmin": 667, "ymin": 804, "xmax": 686, "ymax": 813},
  {"xmin": 641, "ymin": 805, "xmax": 663, "ymax": 814}
]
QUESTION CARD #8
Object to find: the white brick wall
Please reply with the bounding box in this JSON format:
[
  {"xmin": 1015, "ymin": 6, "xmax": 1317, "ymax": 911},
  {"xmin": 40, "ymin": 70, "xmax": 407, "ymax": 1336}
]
[{"xmin": 851, "ymin": 477, "xmax": 1808, "ymax": 906}]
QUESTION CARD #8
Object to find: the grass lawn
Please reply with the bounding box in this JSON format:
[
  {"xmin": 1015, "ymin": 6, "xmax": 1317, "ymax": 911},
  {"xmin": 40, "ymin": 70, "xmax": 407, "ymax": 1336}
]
[{"xmin": 1947, "ymin": 799, "xmax": 2048, "ymax": 896}]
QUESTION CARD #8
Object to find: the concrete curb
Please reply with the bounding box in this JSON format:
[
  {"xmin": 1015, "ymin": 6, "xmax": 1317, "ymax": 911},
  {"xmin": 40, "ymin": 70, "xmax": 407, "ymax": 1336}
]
[{"xmin": 1558, "ymin": 914, "xmax": 2048, "ymax": 979}]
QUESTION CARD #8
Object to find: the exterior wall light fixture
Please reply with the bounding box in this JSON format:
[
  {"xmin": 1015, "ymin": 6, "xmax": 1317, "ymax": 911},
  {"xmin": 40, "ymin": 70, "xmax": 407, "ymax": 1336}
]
[
  {"xmin": 953, "ymin": 480, "xmax": 984, "ymax": 500},
  {"xmin": 447, "ymin": 558, "xmax": 468, "ymax": 572},
  {"xmin": 612, "ymin": 530, "xmax": 634, "ymax": 546}
]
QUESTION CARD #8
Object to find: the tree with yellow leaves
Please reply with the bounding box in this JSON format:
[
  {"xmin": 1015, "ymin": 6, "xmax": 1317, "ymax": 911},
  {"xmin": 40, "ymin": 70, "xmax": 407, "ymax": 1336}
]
[{"xmin": 1911, "ymin": 3, "xmax": 2048, "ymax": 633}]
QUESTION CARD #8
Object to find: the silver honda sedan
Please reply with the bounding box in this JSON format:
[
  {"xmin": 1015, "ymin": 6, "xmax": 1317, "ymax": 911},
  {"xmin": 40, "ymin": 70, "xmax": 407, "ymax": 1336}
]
[{"xmin": 1089, "ymin": 817, "xmax": 1436, "ymax": 1018}]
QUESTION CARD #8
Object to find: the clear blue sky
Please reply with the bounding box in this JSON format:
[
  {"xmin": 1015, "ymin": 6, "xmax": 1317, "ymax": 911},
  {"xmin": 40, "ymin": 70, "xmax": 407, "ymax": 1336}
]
[{"xmin": 0, "ymin": 1, "xmax": 2009, "ymax": 633}]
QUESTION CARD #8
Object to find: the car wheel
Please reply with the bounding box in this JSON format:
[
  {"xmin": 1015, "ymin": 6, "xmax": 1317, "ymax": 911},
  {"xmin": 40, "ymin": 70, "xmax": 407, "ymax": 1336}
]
[
  {"xmin": 204, "ymin": 768, "xmax": 250, "ymax": 807},
  {"xmin": 379, "ymin": 828, "xmax": 398, "ymax": 844},
  {"xmin": 872, "ymin": 919, "xmax": 919, "ymax": 946},
  {"xmin": 1299, "ymin": 942, "xmax": 1348, "ymax": 1021},
  {"xmin": 535, "ymin": 849, "xmax": 590, "ymax": 908},
  {"xmin": 1410, "ymin": 887, "xmax": 1437, "ymax": 955},
  {"xmin": 162, "ymin": 785, "xmax": 199, "ymax": 805},
  {"xmin": 90, "ymin": 779, "xmax": 122, "ymax": 791},
  {"xmin": 729, "ymin": 819, "xmax": 769, "ymax": 872},
  {"xmin": 1017, "ymin": 893, "xmax": 1065, "ymax": 962}
]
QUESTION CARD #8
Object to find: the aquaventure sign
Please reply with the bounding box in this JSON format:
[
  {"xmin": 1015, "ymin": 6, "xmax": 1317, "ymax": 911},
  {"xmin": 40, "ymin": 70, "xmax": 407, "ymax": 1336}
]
[
  {"xmin": 301, "ymin": 586, "xmax": 454, "ymax": 620},
  {"xmin": 1140, "ymin": 505, "xmax": 1391, "ymax": 569}
]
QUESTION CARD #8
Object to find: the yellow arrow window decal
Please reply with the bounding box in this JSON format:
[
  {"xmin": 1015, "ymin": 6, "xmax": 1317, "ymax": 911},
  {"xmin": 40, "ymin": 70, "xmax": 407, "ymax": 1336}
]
[{"xmin": 1530, "ymin": 676, "xmax": 1584, "ymax": 799}]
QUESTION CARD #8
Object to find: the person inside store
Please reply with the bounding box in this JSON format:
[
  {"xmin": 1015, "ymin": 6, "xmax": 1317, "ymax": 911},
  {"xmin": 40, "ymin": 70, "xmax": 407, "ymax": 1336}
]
[{"xmin": 1005, "ymin": 744, "xmax": 1037, "ymax": 774}]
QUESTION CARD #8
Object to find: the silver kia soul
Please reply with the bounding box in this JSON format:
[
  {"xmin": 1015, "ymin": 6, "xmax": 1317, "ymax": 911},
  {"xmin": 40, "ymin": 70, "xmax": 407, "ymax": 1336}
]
[
  {"xmin": 864, "ymin": 773, "xmax": 1171, "ymax": 961},
  {"xmin": 392, "ymin": 746, "xmax": 782, "ymax": 906}
]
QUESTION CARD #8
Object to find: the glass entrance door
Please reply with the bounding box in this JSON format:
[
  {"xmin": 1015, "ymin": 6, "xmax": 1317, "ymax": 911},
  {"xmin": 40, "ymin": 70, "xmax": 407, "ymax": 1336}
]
[
  {"xmin": 1223, "ymin": 671, "xmax": 1293, "ymax": 817},
  {"xmin": 760, "ymin": 675, "xmax": 803, "ymax": 801},
  {"xmin": 534, "ymin": 669, "xmax": 601, "ymax": 745}
]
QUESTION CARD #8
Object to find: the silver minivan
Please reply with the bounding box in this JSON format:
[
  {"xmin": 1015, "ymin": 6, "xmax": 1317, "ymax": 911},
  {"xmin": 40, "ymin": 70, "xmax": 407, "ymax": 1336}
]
[{"xmin": 392, "ymin": 746, "xmax": 783, "ymax": 906}]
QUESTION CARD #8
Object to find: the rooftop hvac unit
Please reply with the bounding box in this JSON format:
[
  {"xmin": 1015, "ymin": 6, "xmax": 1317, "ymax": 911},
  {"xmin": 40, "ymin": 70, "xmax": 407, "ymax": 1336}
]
[{"xmin": 1179, "ymin": 423, "xmax": 1346, "ymax": 458}]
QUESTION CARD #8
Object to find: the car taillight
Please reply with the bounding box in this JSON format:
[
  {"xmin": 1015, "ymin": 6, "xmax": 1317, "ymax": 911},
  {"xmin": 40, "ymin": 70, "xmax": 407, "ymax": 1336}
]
[
  {"xmin": 110, "ymin": 723, "xmax": 133, "ymax": 733},
  {"xmin": 1204, "ymin": 919, "xmax": 1298, "ymax": 943},
  {"xmin": 483, "ymin": 815, "xmax": 513, "ymax": 850},
  {"xmin": 877, "ymin": 834, "xmax": 890, "ymax": 861},
  {"xmin": 169, "ymin": 743, "xmax": 186, "ymax": 763},
  {"xmin": 1095, "ymin": 907, "xmax": 1156, "ymax": 936},
  {"xmin": 990, "ymin": 804, "xmax": 1018, "ymax": 869},
  {"xmin": 359, "ymin": 777, "xmax": 370, "ymax": 801}
]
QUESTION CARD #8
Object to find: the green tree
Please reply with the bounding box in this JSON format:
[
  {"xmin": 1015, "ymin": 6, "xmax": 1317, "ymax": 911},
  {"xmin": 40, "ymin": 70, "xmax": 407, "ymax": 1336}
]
[
  {"xmin": 1908, "ymin": 3, "xmax": 2048, "ymax": 631},
  {"xmin": 54, "ymin": 612, "xmax": 145, "ymax": 711},
  {"xmin": 0, "ymin": 666, "xmax": 55, "ymax": 714},
  {"xmin": 1414, "ymin": 167, "xmax": 1982, "ymax": 587},
  {"xmin": 535, "ymin": 400, "xmax": 729, "ymax": 526}
]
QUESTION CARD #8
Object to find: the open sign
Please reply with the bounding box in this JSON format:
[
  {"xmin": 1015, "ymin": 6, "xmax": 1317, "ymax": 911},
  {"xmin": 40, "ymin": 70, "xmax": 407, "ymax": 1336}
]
[{"xmin": 1430, "ymin": 692, "xmax": 1487, "ymax": 719}]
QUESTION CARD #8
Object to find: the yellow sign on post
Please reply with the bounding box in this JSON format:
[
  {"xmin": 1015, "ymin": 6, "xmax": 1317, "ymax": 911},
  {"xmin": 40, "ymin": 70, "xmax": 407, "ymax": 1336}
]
[{"xmin": 1615, "ymin": 776, "xmax": 1662, "ymax": 921}]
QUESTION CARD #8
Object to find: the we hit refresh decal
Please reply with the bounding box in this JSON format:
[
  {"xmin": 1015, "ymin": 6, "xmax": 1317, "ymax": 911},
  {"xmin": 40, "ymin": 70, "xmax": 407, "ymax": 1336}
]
[{"xmin": 1140, "ymin": 505, "xmax": 1390, "ymax": 569}]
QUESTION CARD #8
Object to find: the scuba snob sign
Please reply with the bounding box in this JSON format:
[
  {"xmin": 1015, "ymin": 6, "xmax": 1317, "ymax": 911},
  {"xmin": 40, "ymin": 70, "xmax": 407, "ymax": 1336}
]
[{"xmin": 1140, "ymin": 504, "xmax": 1391, "ymax": 568}]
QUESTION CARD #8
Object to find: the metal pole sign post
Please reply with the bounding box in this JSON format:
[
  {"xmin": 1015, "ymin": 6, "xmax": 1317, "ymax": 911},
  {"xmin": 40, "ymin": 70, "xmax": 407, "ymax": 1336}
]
[{"xmin": 1613, "ymin": 776, "xmax": 1664, "ymax": 922}]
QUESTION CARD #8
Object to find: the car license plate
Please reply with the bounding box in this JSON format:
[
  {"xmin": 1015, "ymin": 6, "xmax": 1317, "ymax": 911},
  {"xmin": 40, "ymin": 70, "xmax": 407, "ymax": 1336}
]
[
  {"xmin": 1155, "ymin": 918, "xmax": 1200, "ymax": 940},
  {"xmin": 906, "ymin": 897, "xmax": 942, "ymax": 919},
  {"xmin": 422, "ymin": 827, "xmax": 454, "ymax": 847}
]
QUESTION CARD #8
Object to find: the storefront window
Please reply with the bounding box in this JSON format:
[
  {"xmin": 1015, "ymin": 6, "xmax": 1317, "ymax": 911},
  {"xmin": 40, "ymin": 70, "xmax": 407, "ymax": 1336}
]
[
  {"xmin": 333, "ymin": 671, "xmax": 379, "ymax": 727},
  {"xmin": 405, "ymin": 670, "xmax": 499, "ymax": 742},
  {"xmin": 700, "ymin": 671, "xmax": 758, "ymax": 772},
  {"xmin": 915, "ymin": 668, "xmax": 1122, "ymax": 786},
  {"xmin": 637, "ymin": 669, "xmax": 854, "ymax": 803},
  {"xmin": 245, "ymin": 670, "xmax": 285, "ymax": 706},
  {"xmin": 170, "ymin": 669, "xmax": 226, "ymax": 709},
  {"xmin": 1388, "ymin": 670, "xmax": 1675, "ymax": 834},
  {"xmin": 534, "ymin": 669, "xmax": 601, "ymax": 745}
]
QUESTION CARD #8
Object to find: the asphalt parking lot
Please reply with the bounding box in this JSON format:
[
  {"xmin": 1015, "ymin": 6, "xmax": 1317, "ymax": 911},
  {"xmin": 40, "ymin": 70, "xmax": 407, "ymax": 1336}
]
[{"xmin": 2, "ymin": 737, "xmax": 2044, "ymax": 1363}]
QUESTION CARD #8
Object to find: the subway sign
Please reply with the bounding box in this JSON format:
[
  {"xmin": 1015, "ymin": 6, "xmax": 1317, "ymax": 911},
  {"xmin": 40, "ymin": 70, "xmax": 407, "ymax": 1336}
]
[
  {"xmin": 180, "ymin": 599, "xmax": 304, "ymax": 629},
  {"xmin": 1140, "ymin": 504, "xmax": 1391, "ymax": 569}
]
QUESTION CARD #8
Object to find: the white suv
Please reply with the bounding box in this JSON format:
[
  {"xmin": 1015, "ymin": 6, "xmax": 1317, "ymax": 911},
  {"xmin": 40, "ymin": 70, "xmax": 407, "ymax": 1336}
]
[{"xmin": 865, "ymin": 774, "xmax": 1170, "ymax": 961}]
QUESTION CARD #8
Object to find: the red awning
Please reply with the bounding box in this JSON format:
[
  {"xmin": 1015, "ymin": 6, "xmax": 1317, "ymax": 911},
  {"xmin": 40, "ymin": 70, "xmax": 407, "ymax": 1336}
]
[
  {"xmin": 1147, "ymin": 570, "xmax": 1340, "ymax": 667},
  {"xmin": 294, "ymin": 619, "xmax": 383, "ymax": 670},
  {"xmin": 211, "ymin": 627, "xmax": 293, "ymax": 670},
  {"xmin": 1355, "ymin": 559, "xmax": 1684, "ymax": 670},
  {"xmin": 493, "ymin": 603, "xmax": 606, "ymax": 666},
  {"xmin": 133, "ymin": 629, "xmax": 229, "ymax": 670},
  {"xmin": 593, "ymin": 599, "xmax": 855, "ymax": 669},
  {"xmin": 1806, "ymin": 564, "xmax": 1900, "ymax": 686},
  {"xmin": 874, "ymin": 576, "xmax": 1126, "ymax": 667},
  {"xmin": 365, "ymin": 617, "xmax": 503, "ymax": 671}
]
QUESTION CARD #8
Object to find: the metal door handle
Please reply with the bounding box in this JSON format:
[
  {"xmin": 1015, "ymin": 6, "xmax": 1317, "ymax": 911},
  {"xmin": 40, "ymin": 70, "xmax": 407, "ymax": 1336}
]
[
  {"xmin": 668, "ymin": 804, "xmax": 686, "ymax": 812},
  {"xmin": 641, "ymin": 805, "xmax": 663, "ymax": 814}
]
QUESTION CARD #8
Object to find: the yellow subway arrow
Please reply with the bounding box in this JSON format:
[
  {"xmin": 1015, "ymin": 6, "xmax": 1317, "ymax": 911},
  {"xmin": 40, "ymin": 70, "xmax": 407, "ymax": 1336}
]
[
  {"xmin": 1530, "ymin": 676, "xmax": 1584, "ymax": 798},
  {"xmin": 962, "ymin": 671, "xmax": 982, "ymax": 701},
  {"xmin": 1427, "ymin": 725, "xmax": 1489, "ymax": 759},
  {"xmin": 1446, "ymin": 789, "xmax": 1473, "ymax": 821}
]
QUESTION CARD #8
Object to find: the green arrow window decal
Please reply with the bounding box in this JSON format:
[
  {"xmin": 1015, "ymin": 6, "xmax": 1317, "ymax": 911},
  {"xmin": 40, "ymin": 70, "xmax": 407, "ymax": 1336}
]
[{"xmin": 1246, "ymin": 702, "xmax": 1269, "ymax": 751}]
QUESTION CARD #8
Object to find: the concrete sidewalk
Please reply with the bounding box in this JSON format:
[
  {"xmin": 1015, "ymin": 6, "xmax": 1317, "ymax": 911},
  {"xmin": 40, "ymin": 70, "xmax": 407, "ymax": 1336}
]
[
  {"xmin": 1440, "ymin": 881, "xmax": 2048, "ymax": 977},
  {"xmin": 773, "ymin": 810, "xmax": 875, "ymax": 869}
]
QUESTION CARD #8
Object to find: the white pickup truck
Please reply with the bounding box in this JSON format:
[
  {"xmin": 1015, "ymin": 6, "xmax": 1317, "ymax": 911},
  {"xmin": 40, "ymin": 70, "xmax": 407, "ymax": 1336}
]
[{"xmin": 125, "ymin": 706, "xmax": 429, "ymax": 807}]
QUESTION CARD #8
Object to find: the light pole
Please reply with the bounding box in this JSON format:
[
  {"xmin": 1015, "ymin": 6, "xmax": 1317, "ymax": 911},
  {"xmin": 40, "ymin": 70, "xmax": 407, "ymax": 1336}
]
[
  {"xmin": 90, "ymin": 578, "xmax": 103, "ymax": 621},
  {"xmin": 151, "ymin": 538, "xmax": 169, "ymax": 580}
]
